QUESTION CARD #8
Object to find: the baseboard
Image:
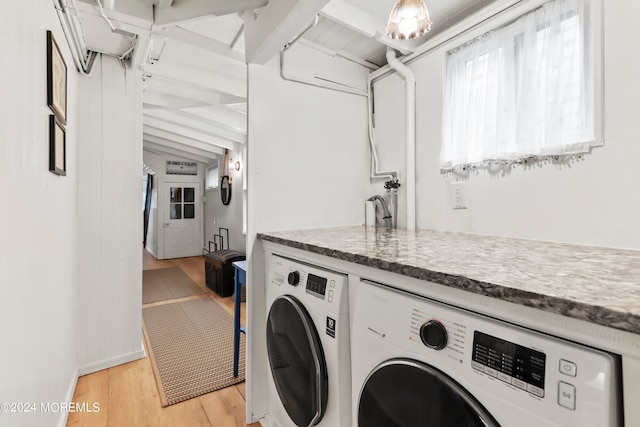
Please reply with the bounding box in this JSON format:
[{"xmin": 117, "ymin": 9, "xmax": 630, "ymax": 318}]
[
  {"xmin": 141, "ymin": 339, "xmax": 147, "ymax": 358},
  {"xmin": 60, "ymin": 347, "xmax": 146, "ymax": 426},
  {"xmin": 56, "ymin": 368, "xmax": 79, "ymax": 427},
  {"xmin": 77, "ymin": 348, "xmax": 146, "ymax": 376},
  {"xmin": 145, "ymin": 245, "xmax": 158, "ymax": 259}
]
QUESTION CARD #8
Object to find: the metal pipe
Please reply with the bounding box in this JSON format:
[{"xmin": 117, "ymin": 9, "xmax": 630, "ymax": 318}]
[
  {"xmin": 95, "ymin": 0, "xmax": 116, "ymax": 32},
  {"xmin": 386, "ymin": 48, "xmax": 416, "ymax": 231},
  {"xmin": 56, "ymin": 0, "xmax": 98, "ymax": 75},
  {"xmin": 63, "ymin": 0, "xmax": 89, "ymax": 69},
  {"xmin": 366, "ymin": 72, "xmax": 399, "ymax": 182}
]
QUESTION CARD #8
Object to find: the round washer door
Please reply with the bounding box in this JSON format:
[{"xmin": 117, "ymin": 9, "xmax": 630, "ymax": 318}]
[
  {"xmin": 358, "ymin": 359, "xmax": 501, "ymax": 427},
  {"xmin": 266, "ymin": 295, "xmax": 328, "ymax": 427}
]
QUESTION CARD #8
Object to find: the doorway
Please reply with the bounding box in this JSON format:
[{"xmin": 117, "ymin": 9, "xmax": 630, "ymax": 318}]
[{"xmin": 160, "ymin": 181, "xmax": 202, "ymax": 259}]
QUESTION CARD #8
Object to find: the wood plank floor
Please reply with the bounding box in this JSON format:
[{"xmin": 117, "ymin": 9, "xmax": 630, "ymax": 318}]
[{"xmin": 67, "ymin": 250, "xmax": 258, "ymax": 427}]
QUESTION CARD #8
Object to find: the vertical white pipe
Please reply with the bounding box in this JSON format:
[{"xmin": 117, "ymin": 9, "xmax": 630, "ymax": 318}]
[
  {"xmin": 407, "ymin": 81, "xmax": 416, "ymax": 230},
  {"xmin": 366, "ymin": 72, "xmax": 399, "ymax": 182},
  {"xmin": 386, "ymin": 48, "xmax": 416, "ymax": 231}
]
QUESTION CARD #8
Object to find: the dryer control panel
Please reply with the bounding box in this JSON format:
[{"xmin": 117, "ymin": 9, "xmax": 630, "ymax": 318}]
[
  {"xmin": 268, "ymin": 254, "xmax": 348, "ymax": 315},
  {"xmin": 306, "ymin": 273, "xmax": 328, "ymax": 298}
]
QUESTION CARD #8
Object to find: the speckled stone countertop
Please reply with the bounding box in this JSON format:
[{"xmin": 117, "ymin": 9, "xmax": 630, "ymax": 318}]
[{"xmin": 258, "ymin": 226, "xmax": 640, "ymax": 335}]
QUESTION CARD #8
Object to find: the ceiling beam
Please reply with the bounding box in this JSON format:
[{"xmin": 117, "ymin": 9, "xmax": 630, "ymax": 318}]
[
  {"xmin": 141, "ymin": 61, "xmax": 246, "ymax": 98},
  {"xmin": 144, "ymin": 133, "xmax": 222, "ymax": 157},
  {"xmin": 243, "ymin": 0, "xmax": 330, "ymax": 64},
  {"xmin": 75, "ymin": 0, "xmax": 153, "ymax": 27},
  {"xmin": 320, "ymin": 1, "xmax": 420, "ymax": 56},
  {"xmin": 154, "ymin": 0, "xmax": 269, "ymax": 26},
  {"xmin": 143, "ymin": 138, "xmax": 216, "ymax": 163},
  {"xmin": 182, "ymin": 105, "xmax": 247, "ymax": 133},
  {"xmin": 144, "ymin": 74, "xmax": 246, "ymax": 107},
  {"xmin": 144, "ymin": 116, "xmax": 237, "ymax": 148},
  {"xmin": 143, "ymin": 126, "xmax": 227, "ymax": 154},
  {"xmin": 151, "ymin": 26, "xmax": 245, "ymax": 63},
  {"xmin": 143, "ymin": 91, "xmax": 210, "ymax": 110},
  {"xmin": 146, "ymin": 107, "xmax": 246, "ymax": 135},
  {"xmin": 144, "ymin": 143, "xmax": 213, "ymax": 164},
  {"xmin": 143, "ymin": 121, "xmax": 236, "ymax": 151},
  {"xmin": 154, "ymin": 0, "xmax": 174, "ymax": 9},
  {"xmin": 320, "ymin": 0, "xmax": 378, "ymax": 38},
  {"xmin": 144, "ymin": 110, "xmax": 247, "ymax": 143}
]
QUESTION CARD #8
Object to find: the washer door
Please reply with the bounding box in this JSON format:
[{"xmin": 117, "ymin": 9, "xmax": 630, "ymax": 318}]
[
  {"xmin": 266, "ymin": 295, "xmax": 328, "ymax": 427},
  {"xmin": 358, "ymin": 359, "xmax": 501, "ymax": 427}
]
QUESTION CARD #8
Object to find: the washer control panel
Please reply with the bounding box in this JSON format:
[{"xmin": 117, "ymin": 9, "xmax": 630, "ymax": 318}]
[
  {"xmin": 357, "ymin": 280, "xmax": 621, "ymax": 427},
  {"xmin": 472, "ymin": 331, "xmax": 546, "ymax": 398}
]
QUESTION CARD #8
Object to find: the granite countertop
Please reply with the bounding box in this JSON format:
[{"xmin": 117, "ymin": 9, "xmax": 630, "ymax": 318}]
[{"xmin": 258, "ymin": 226, "xmax": 640, "ymax": 335}]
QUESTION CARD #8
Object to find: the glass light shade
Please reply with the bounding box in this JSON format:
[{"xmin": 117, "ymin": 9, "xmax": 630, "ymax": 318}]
[{"xmin": 386, "ymin": 0, "xmax": 432, "ymax": 40}]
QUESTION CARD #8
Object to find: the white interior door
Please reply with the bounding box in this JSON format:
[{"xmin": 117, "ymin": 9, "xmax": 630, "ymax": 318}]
[{"xmin": 162, "ymin": 181, "xmax": 201, "ymax": 259}]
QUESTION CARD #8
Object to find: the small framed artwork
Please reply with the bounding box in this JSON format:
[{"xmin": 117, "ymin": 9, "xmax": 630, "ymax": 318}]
[
  {"xmin": 47, "ymin": 30, "xmax": 67, "ymax": 124},
  {"xmin": 49, "ymin": 115, "xmax": 66, "ymax": 176}
]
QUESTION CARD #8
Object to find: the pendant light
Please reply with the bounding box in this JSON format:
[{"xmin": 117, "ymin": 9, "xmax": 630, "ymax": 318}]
[{"xmin": 386, "ymin": 0, "xmax": 432, "ymax": 40}]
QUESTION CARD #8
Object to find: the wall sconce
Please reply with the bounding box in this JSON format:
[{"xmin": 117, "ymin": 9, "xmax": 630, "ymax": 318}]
[
  {"xmin": 230, "ymin": 157, "xmax": 241, "ymax": 172},
  {"xmin": 386, "ymin": 0, "xmax": 432, "ymax": 40}
]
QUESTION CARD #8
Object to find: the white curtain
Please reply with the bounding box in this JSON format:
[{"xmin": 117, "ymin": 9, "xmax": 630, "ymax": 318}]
[{"xmin": 440, "ymin": 0, "xmax": 594, "ymax": 169}]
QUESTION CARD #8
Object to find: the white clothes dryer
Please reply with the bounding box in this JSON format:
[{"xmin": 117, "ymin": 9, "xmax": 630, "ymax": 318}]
[
  {"xmin": 352, "ymin": 280, "xmax": 622, "ymax": 427},
  {"xmin": 262, "ymin": 254, "xmax": 351, "ymax": 427}
]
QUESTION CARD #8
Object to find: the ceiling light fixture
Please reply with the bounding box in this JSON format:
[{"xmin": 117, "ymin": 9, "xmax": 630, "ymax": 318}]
[{"xmin": 386, "ymin": 0, "xmax": 432, "ymax": 40}]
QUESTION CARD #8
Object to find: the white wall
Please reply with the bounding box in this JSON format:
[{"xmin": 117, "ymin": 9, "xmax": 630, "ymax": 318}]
[
  {"xmin": 76, "ymin": 55, "xmax": 145, "ymax": 373},
  {"xmin": 0, "ymin": 2, "xmax": 78, "ymax": 426},
  {"xmin": 372, "ymin": 0, "xmax": 640, "ymax": 250},
  {"xmin": 248, "ymin": 57, "xmax": 371, "ymax": 235},
  {"xmin": 245, "ymin": 51, "xmax": 371, "ymax": 421},
  {"xmin": 204, "ymin": 150, "xmax": 246, "ymax": 255}
]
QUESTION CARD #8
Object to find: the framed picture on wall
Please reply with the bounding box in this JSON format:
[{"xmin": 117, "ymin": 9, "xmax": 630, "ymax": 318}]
[
  {"xmin": 47, "ymin": 30, "xmax": 67, "ymax": 124},
  {"xmin": 49, "ymin": 115, "xmax": 66, "ymax": 176}
]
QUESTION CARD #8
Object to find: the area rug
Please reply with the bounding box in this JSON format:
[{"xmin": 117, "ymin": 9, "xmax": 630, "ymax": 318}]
[
  {"xmin": 142, "ymin": 267, "xmax": 206, "ymax": 304},
  {"xmin": 142, "ymin": 297, "xmax": 246, "ymax": 406}
]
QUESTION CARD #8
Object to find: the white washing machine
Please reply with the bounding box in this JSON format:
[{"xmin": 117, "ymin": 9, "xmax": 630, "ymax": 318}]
[
  {"xmin": 352, "ymin": 280, "xmax": 622, "ymax": 427},
  {"xmin": 263, "ymin": 254, "xmax": 351, "ymax": 427}
]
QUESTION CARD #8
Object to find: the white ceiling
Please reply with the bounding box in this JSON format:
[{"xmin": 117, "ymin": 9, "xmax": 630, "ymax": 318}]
[{"xmin": 72, "ymin": 0, "xmax": 497, "ymax": 164}]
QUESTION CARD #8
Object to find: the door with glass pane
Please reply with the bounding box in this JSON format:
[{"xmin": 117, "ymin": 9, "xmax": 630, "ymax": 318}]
[{"xmin": 162, "ymin": 182, "xmax": 201, "ymax": 259}]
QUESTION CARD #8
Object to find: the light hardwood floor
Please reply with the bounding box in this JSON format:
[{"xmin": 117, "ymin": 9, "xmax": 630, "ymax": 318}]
[{"xmin": 67, "ymin": 251, "xmax": 258, "ymax": 427}]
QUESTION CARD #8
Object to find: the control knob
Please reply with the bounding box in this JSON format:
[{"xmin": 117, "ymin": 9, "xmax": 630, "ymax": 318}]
[
  {"xmin": 287, "ymin": 271, "xmax": 300, "ymax": 286},
  {"xmin": 420, "ymin": 320, "xmax": 448, "ymax": 350}
]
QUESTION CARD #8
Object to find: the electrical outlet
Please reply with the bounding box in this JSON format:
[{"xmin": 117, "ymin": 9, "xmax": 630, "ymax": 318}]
[{"xmin": 451, "ymin": 182, "xmax": 467, "ymax": 209}]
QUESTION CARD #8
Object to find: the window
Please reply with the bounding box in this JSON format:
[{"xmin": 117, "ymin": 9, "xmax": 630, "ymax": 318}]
[
  {"xmin": 205, "ymin": 161, "xmax": 219, "ymax": 189},
  {"xmin": 169, "ymin": 186, "xmax": 196, "ymax": 220},
  {"xmin": 440, "ymin": 0, "xmax": 599, "ymax": 170}
]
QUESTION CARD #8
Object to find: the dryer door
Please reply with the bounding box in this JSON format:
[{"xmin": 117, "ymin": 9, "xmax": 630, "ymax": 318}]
[
  {"xmin": 358, "ymin": 359, "xmax": 500, "ymax": 427},
  {"xmin": 266, "ymin": 295, "xmax": 328, "ymax": 427}
]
